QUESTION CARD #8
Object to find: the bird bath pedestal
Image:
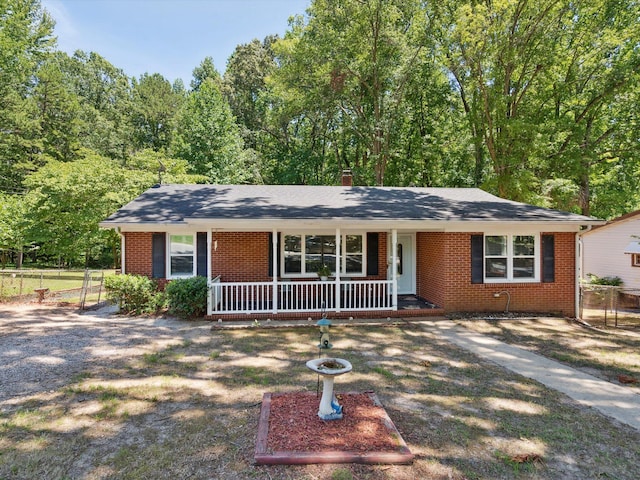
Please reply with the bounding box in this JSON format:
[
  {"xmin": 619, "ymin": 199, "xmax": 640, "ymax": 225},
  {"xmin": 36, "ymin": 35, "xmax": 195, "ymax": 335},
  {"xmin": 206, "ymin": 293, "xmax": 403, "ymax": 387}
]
[{"xmin": 306, "ymin": 358, "xmax": 352, "ymax": 420}]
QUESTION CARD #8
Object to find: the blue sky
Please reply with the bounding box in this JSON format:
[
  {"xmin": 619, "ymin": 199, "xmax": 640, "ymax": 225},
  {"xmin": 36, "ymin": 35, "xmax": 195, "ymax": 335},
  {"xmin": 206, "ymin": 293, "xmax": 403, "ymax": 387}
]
[{"xmin": 41, "ymin": 0, "xmax": 310, "ymax": 84}]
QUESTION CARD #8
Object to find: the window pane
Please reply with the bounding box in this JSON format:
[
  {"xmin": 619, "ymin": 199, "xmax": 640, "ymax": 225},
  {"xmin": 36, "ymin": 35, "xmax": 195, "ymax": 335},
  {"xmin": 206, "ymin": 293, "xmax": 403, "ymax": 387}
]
[
  {"xmin": 284, "ymin": 235, "xmax": 301, "ymax": 253},
  {"xmin": 486, "ymin": 258, "xmax": 507, "ymax": 278},
  {"xmin": 345, "ymin": 235, "xmax": 362, "ymax": 253},
  {"xmin": 306, "ymin": 235, "xmax": 336, "ymax": 255},
  {"xmin": 284, "ymin": 254, "xmax": 301, "ymax": 273},
  {"xmin": 345, "ymin": 254, "xmax": 363, "ymax": 274},
  {"xmin": 171, "ymin": 255, "xmax": 193, "ymax": 276},
  {"xmin": 485, "ymin": 236, "xmax": 506, "ymax": 256},
  {"xmin": 513, "ymin": 236, "xmax": 535, "ymax": 256},
  {"xmin": 170, "ymin": 235, "xmax": 193, "ymax": 255},
  {"xmin": 307, "ymin": 255, "xmax": 335, "ymax": 274},
  {"xmin": 513, "ymin": 258, "xmax": 535, "ymax": 278}
]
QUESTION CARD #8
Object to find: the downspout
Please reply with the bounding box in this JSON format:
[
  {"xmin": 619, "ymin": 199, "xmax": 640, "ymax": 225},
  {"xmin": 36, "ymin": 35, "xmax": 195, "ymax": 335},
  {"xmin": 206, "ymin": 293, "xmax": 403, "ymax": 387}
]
[{"xmin": 576, "ymin": 225, "xmax": 592, "ymax": 319}]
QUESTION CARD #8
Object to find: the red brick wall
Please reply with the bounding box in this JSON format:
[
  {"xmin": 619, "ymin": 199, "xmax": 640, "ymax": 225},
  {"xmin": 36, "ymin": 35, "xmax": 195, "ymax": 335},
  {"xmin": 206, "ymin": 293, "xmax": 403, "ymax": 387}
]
[
  {"xmin": 211, "ymin": 232, "xmax": 271, "ymax": 282},
  {"xmin": 124, "ymin": 229, "xmax": 576, "ymax": 316},
  {"xmin": 417, "ymin": 232, "xmax": 446, "ymax": 308},
  {"xmin": 123, "ymin": 232, "xmax": 153, "ymax": 276},
  {"xmin": 421, "ymin": 232, "xmax": 576, "ymax": 316}
]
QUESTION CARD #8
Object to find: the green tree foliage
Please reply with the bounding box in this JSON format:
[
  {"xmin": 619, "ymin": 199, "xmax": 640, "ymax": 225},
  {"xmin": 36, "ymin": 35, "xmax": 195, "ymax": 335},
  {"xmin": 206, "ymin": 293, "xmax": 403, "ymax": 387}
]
[
  {"xmin": 438, "ymin": 0, "xmax": 640, "ymax": 213},
  {"xmin": 190, "ymin": 56, "xmax": 222, "ymax": 91},
  {"xmin": 0, "ymin": 192, "xmax": 29, "ymax": 267},
  {"xmin": 62, "ymin": 51, "xmax": 133, "ymax": 160},
  {"xmin": 172, "ymin": 78, "xmax": 252, "ymax": 183},
  {"xmin": 223, "ymin": 36, "xmax": 278, "ymax": 149},
  {"xmin": 131, "ymin": 73, "xmax": 183, "ymax": 152},
  {"xmin": 33, "ymin": 53, "xmax": 83, "ymax": 161},
  {"xmin": 21, "ymin": 150, "xmax": 200, "ymax": 267},
  {"xmin": 0, "ymin": 0, "xmax": 55, "ymax": 191},
  {"xmin": 269, "ymin": 0, "xmax": 449, "ymax": 186}
]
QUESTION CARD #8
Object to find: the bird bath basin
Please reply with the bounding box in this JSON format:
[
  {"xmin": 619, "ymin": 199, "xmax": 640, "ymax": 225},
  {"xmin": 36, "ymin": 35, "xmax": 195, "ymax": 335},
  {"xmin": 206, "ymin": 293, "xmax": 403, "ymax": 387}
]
[{"xmin": 306, "ymin": 357, "xmax": 352, "ymax": 420}]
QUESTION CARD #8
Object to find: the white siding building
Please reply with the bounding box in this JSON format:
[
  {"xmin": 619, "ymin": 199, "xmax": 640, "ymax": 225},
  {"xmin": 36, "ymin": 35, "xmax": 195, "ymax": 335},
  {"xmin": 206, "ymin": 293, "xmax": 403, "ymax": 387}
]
[{"xmin": 581, "ymin": 211, "xmax": 640, "ymax": 290}]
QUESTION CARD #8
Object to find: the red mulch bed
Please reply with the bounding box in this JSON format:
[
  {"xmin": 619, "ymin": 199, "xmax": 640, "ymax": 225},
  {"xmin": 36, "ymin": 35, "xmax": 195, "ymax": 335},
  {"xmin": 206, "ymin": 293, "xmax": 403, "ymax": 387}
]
[{"xmin": 255, "ymin": 391, "xmax": 413, "ymax": 465}]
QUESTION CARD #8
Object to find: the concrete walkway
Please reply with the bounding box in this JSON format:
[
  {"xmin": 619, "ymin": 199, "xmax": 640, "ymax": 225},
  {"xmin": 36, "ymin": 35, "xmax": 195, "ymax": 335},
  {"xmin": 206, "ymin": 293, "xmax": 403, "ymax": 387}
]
[{"xmin": 425, "ymin": 320, "xmax": 640, "ymax": 432}]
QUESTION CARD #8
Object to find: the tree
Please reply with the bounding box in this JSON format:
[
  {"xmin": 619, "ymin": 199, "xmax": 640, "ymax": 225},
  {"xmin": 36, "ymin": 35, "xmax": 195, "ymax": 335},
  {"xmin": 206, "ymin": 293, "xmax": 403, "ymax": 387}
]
[
  {"xmin": 190, "ymin": 56, "xmax": 222, "ymax": 91},
  {"xmin": 33, "ymin": 53, "xmax": 82, "ymax": 161},
  {"xmin": 223, "ymin": 36, "xmax": 278, "ymax": 149},
  {"xmin": 0, "ymin": 0, "xmax": 55, "ymax": 192},
  {"xmin": 0, "ymin": 192, "xmax": 29, "ymax": 267},
  {"xmin": 269, "ymin": 0, "xmax": 430, "ymax": 185},
  {"xmin": 131, "ymin": 73, "xmax": 183, "ymax": 152},
  {"xmin": 172, "ymin": 78, "xmax": 252, "ymax": 183},
  {"xmin": 438, "ymin": 0, "xmax": 640, "ymax": 212},
  {"xmin": 22, "ymin": 150, "xmax": 200, "ymax": 267},
  {"xmin": 62, "ymin": 51, "xmax": 134, "ymax": 160}
]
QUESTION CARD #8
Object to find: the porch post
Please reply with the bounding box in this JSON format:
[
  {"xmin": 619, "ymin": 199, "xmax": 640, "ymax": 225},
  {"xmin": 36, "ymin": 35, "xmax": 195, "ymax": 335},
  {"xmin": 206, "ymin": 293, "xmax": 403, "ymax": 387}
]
[
  {"xmin": 391, "ymin": 229, "xmax": 398, "ymax": 310},
  {"xmin": 207, "ymin": 230, "xmax": 212, "ymax": 316},
  {"xmin": 272, "ymin": 229, "xmax": 278, "ymax": 314},
  {"xmin": 335, "ymin": 228, "xmax": 341, "ymax": 312}
]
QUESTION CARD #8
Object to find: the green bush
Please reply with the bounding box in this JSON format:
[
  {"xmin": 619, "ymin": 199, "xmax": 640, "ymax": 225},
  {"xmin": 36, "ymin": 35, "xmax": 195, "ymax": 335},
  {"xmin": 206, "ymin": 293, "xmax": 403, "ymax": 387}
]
[
  {"xmin": 586, "ymin": 273, "xmax": 623, "ymax": 286},
  {"xmin": 165, "ymin": 276, "xmax": 208, "ymax": 318},
  {"xmin": 104, "ymin": 274, "xmax": 160, "ymax": 314}
]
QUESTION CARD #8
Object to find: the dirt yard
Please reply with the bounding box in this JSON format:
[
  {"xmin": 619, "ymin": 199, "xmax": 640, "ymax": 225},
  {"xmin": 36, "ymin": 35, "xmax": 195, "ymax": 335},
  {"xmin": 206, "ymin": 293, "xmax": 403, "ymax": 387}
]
[{"xmin": 1, "ymin": 304, "xmax": 639, "ymax": 479}]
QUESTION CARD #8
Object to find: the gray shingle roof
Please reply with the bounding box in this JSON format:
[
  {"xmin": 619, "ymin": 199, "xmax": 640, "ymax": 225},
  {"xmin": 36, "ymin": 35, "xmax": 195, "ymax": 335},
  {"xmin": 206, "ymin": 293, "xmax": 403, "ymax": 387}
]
[{"xmin": 101, "ymin": 184, "xmax": 600, "ymax": 226}]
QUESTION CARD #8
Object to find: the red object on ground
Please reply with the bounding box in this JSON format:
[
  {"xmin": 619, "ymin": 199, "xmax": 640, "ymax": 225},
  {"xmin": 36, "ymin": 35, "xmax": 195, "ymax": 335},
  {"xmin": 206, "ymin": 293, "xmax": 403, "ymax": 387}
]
[{"xmin": 255, "ymin": 391, "xmax": 413, "ymax": 465}]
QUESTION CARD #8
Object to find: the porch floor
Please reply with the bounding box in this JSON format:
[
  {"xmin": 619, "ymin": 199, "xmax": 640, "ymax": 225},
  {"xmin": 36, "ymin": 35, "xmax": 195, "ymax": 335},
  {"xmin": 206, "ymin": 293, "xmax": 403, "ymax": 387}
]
[
  {"xmin": 205, "ymin": 295, "xmax": 442, "ymax": 321},
  {"xmin": 397, "ymin": 295, "xmax": 438, "ymax": 311}
]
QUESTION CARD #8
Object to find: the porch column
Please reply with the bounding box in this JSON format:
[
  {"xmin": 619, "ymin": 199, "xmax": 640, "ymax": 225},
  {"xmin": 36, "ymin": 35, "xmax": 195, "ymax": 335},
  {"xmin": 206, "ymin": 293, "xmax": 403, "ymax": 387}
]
[
  {"xmin": 335, "ymin": 228, "xmax": 341, "ymax": 312},
  {"xmin": 272, "ymin": 229, "xmax": 278, "ymax": 314},
  {"xmin": 391, "ymin": 229, "xmax": 398, "ymax": 310},
  {"xmin": 206, "ymin": 230, "xmax": 212, "ymax": 316},
  {"xmin": 119, "ymin": 229, "xmax": 125, "ymax": 274}
]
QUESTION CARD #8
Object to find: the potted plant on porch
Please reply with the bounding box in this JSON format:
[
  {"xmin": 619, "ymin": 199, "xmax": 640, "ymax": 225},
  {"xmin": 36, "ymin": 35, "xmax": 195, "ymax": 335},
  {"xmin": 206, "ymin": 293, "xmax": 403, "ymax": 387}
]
[{"xmin": 317, "ymin": 264, "xmax": 332, "ymax": 281}]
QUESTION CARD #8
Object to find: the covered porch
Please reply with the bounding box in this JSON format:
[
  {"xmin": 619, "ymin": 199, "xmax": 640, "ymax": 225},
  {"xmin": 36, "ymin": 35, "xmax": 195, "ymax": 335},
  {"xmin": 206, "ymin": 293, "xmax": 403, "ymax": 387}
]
[{"xmin": 204, "ymin": 228, "xmax": 428, "ymax": 317}]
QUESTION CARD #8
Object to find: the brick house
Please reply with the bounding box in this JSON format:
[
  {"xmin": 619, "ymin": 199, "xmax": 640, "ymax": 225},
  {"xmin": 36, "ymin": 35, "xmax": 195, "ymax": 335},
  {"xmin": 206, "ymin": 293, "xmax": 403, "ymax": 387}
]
[{"xmin": 100, "ymin": 179, "xmax": 602, "ymax": 319}]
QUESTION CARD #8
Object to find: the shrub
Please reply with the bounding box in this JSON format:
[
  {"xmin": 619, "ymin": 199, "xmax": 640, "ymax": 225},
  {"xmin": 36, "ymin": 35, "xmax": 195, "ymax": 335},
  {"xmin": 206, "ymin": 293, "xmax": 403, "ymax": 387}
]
[
  {"xmin": 165, "ymin": 276, "xmax": 208, "ymax": 318},
  {"xmin": 104, "ymin": 274, "xmax": 160, "ymax": 314},
  {"xmin": 585, "ymin": 273, "xmax": 623, "ymax": 286}
]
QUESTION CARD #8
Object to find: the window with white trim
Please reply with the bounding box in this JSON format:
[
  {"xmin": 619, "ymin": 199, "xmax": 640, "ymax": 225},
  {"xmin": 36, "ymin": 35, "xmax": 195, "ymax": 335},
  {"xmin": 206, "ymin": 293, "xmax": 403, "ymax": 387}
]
[
  {"xmin": 632, "ymin": 254, "xmax": 640, "ymax": 267},
  {"xmin": 282, "ymin": 234, "xmax": 365, "ymax": 276},
  {"xmin": 485, "ymin": 234, "xmax": 537, "ymax": 281},
  {"xmin": 169, "ymin": 234, "xmax": 195, "ymax": 277}
]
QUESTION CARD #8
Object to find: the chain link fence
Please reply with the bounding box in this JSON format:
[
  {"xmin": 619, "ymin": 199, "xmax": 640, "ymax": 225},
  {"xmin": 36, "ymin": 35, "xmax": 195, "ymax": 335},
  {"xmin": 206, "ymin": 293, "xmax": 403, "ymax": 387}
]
[
  {"xmin": 0, "ymin": 269, "xmax": 110, "ymax": 310},
  {"xmin": 579, "ymin": 284, "xmax": 640, "ymax": 327}
]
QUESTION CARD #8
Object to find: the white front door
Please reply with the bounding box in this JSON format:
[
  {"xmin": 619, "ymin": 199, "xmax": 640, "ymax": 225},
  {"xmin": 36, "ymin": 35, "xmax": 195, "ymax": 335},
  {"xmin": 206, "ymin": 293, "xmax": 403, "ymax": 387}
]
[{"xmin": 391, "ymin": 234, "xmax": 415, "ymax": 294}]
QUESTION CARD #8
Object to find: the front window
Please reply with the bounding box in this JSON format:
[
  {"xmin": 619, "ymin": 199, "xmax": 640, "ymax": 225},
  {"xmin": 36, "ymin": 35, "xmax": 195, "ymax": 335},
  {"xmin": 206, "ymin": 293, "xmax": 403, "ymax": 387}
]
[
  {"xmin": 485, "ymin": 234, "xmax": 537, "ymax": 281},
  {"xmin": 283, "ymin": 234, "xmax": 365, "ymax": 276},
  {"xmin": 169, "ymin": 234, "xmax": 195, "ymax": 277}
]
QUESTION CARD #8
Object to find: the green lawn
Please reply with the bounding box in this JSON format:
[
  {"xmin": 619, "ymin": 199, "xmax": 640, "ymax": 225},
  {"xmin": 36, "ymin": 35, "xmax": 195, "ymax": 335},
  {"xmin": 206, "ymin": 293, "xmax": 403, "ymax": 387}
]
[{"xmin": 0, "ymin": 270, "xmax": 113, "ymax": 300}]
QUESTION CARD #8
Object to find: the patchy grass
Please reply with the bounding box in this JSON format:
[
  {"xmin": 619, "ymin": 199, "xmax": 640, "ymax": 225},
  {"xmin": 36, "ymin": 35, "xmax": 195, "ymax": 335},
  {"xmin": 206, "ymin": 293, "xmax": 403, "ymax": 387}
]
[
  {"xmin": 453, "ymin": 316, "xmax": 640, "ymax": 385},
  {"xmin": 1, "ymin": 320, "xmax": 640, "ymax": 479}
]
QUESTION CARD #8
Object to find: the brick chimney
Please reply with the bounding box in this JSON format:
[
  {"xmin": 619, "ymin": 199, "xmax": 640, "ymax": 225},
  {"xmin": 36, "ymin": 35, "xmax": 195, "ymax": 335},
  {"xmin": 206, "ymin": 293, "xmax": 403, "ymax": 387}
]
[{"xmin": 341, "ymin": 169, "xmax": 353, "ymax": 187}]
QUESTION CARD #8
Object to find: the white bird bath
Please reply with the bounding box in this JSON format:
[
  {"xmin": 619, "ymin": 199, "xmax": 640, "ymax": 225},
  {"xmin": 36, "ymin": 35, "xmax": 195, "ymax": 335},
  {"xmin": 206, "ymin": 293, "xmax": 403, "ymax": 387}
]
[{"xmin": 306, "ymin": 357, "xmax": 352, "ymax": 420}]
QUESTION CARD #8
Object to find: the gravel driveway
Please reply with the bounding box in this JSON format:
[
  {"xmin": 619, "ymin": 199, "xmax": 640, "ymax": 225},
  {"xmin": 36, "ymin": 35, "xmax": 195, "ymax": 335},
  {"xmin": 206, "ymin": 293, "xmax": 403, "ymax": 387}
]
[{"xmin": 0, "ymin": 304, "xmax": 209, "ymax": 404}]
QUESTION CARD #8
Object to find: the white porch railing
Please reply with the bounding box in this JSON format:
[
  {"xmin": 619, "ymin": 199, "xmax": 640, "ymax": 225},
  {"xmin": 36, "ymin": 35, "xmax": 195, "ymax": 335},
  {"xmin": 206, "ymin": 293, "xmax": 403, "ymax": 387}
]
[{"xmin": 208, "ymin": 277, "xmax": 395, "ymax": 315}]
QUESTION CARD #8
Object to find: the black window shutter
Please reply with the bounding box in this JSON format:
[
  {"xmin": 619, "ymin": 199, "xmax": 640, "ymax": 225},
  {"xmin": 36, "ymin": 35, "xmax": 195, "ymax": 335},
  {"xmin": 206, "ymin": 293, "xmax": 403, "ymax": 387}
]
[
  {"xmin": 542, "ymin": 234, "xmax": 555, "ymax": 283},
  {"xmin": 152, "ymin": 233, "xmax": 166, "ymax": 278},
  {"xmin": 197, "ymin": 232, "xmax": 208, "ymax": 277},
  {"xmin": 268, "ymin": 233, "xmax": 281, "ymax": 277},
  {"xmin": 367, "ymin": 233, "xmax": 379, "ymax": 276},
  {"xmin": 471, "ymin": 234, "xmax": 484, "ymax": 284}
]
